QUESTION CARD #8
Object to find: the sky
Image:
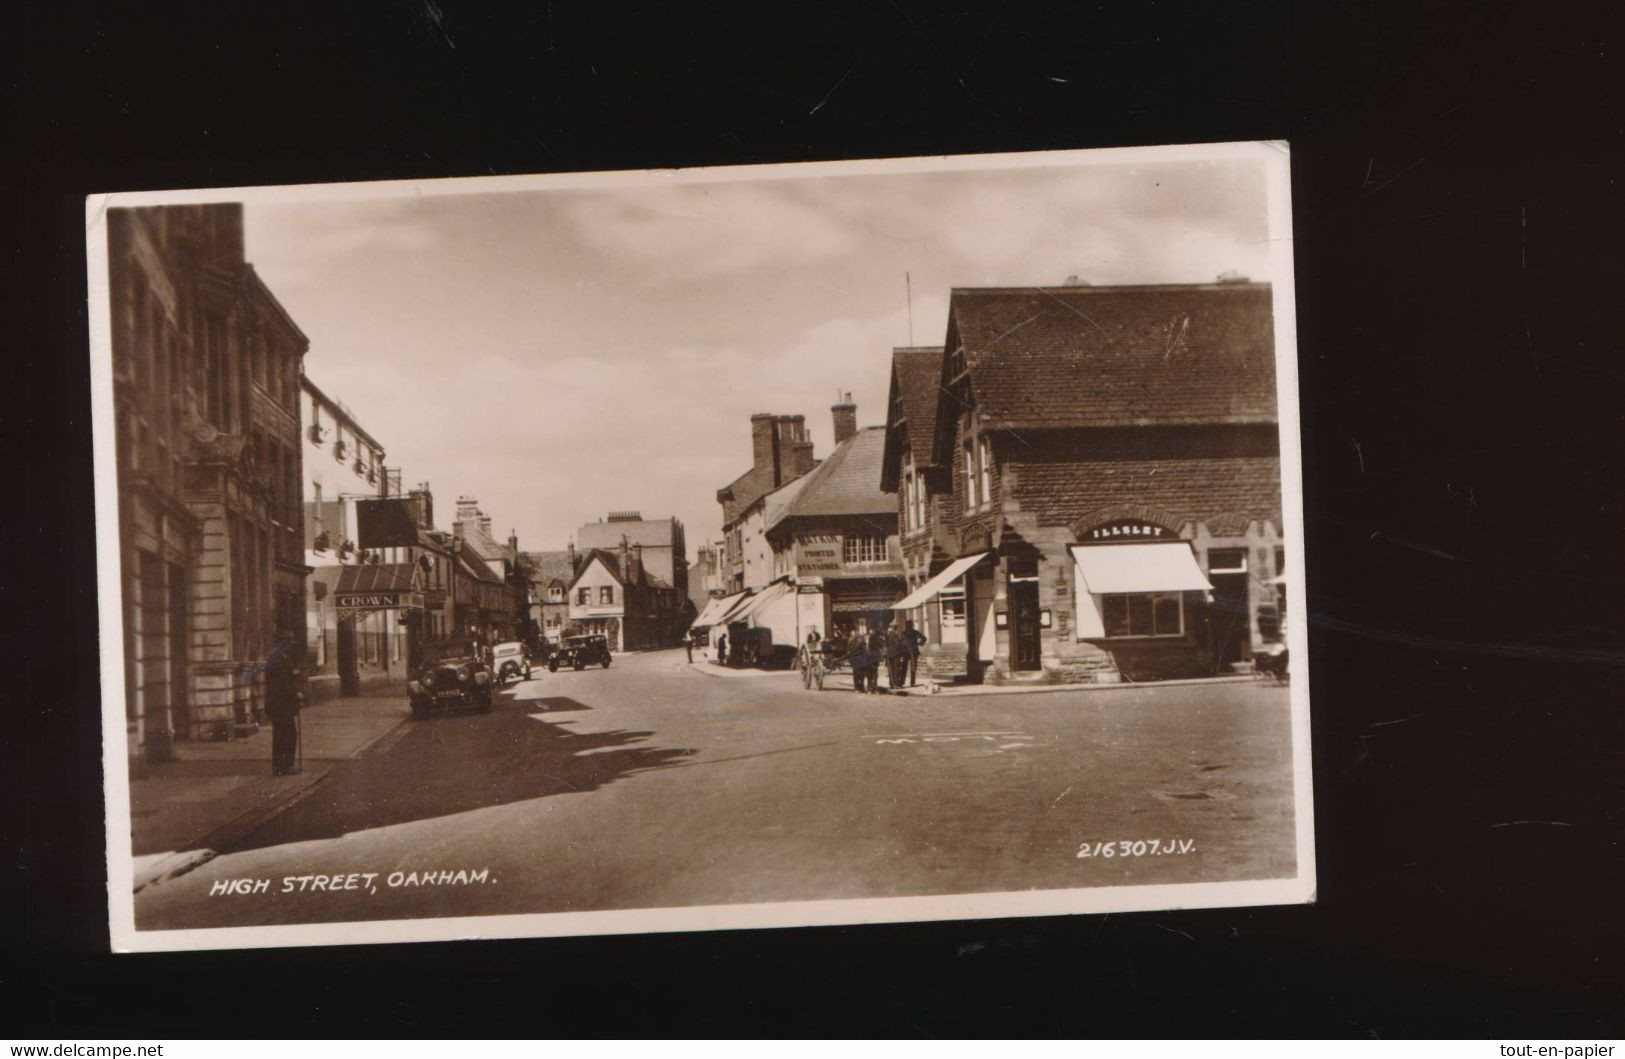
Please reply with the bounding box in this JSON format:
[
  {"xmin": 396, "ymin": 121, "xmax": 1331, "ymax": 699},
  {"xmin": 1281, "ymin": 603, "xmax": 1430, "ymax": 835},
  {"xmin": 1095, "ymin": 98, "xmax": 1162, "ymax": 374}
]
[{"xmin": 244, "ymin": 153, "xmax": 1271, "ymax": 560}]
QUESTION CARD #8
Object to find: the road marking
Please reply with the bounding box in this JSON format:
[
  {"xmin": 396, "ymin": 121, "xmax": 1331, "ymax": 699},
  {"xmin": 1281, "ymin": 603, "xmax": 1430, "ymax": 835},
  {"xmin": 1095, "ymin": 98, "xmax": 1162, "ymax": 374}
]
[{"xmin": 873, "ymin": 732, "xmax": 1035, "ymax": 747}]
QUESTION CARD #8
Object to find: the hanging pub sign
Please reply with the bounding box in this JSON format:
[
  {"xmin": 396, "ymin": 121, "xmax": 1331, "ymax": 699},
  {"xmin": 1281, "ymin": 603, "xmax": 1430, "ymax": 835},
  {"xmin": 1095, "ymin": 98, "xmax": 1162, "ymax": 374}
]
[
  {"xmin": 356, "ymin": 497, "xmax": 424, "ymax": 549},
  {"xmin": 1083, "ymin": 520, "xmax": 1175, "ymax": 541}
]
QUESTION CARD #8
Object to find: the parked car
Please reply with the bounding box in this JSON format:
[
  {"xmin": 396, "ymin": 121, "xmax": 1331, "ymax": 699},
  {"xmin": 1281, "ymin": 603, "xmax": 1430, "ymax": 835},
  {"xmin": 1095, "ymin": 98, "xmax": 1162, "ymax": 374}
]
[
  {"xmin": 491, "ymin": 641, "xmax": 532, "ymax": 684},
  {"xmin": 548, "ymin": 634, "xmax": 612, "ymax": 671},
  {"xmin": 408, "ymin": 639, "xmax": 494, "ymax": 718}
]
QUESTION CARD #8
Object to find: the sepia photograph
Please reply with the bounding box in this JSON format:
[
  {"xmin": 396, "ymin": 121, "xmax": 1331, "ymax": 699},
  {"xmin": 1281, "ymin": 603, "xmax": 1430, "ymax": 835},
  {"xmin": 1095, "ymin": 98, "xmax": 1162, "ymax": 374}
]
[{"xmin": 89, "ymin": 141, "xmax": 1313, "ymax": 952}]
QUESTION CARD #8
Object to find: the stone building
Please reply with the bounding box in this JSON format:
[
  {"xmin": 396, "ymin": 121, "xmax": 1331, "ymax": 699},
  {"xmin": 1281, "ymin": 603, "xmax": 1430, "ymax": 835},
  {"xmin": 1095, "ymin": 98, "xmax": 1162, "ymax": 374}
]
[
  {"xmin": 884, "ymin": 280, "xmax": 1285, "ymax": 685},
  {"xmin": 521, "ymin": 549, "xmax": 576, "ymax": 646},
  {"xmin": 107, "ymin": 204, "xmax": 310, "ymax": 767},
  {"xmin": 566, "ymin": 544, "xmax": 683, "ymax": 651}
]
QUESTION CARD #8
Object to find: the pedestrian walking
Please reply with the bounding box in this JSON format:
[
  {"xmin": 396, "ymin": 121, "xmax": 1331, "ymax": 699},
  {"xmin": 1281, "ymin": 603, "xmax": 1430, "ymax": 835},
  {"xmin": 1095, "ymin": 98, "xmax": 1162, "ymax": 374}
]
[
  {"xmin": 846, "ymin": 626, "xmax": 871, "ymax": 693},
  {"xmin": 717, "ymin": 631, "xmax": 729, "ymax": 667},
  {"xmin": 685, "ymin": 635, "xmax": 693, "ymax": 664},
  {"xmin": 265, "ymin": 636, "xmax": 305, "ymax": 776},
  {"xmin": 902, "ymin": 619, "xmax": 926, "ymax": 687}
]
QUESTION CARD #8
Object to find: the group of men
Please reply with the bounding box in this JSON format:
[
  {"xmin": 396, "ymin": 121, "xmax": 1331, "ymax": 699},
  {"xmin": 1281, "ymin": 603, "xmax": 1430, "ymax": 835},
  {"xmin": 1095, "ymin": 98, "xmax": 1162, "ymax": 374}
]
[{"xmin": 828, "ymin": 619, "xmax": 927, "ymax": 694}]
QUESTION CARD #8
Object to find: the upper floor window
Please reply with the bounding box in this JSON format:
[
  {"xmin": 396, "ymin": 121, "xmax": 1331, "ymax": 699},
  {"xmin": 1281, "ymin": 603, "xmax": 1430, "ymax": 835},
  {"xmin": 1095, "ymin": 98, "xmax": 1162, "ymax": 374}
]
[
  {"xmin": 977, "ymin": 435, "xmax": 993, "ymax": 506},
  {"xmin": 548, "ymin": 586, "xmax": 563, "ymax": 603},
  {"xmin": 844, "ymin": 535, "xmax": 887, "ymax": 564},
  {"xmin": 599, "ymin": 585, "xmax": 614, "ymax": 605},
  {"xmin": 963, "ymin": 441, "xmax": 977, "ymax": 511},
  {"xmin": 577, "ymin": 587, "xmax": 590, "ymax": 605}
]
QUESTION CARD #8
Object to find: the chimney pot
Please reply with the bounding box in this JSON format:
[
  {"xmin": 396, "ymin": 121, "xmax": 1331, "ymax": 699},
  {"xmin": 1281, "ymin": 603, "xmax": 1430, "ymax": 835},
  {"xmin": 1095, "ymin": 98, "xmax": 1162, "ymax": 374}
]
[{"xmin": 832, "ymin": 394, "xmax": 858, "ymax": 446}]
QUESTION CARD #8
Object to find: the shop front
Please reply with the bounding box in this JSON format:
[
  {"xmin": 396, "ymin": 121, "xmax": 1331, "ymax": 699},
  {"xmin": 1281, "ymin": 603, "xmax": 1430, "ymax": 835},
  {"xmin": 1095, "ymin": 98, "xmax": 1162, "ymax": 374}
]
[{"xmin": 321, "ymin": 563, "xmax": 426, "ymax": 697}]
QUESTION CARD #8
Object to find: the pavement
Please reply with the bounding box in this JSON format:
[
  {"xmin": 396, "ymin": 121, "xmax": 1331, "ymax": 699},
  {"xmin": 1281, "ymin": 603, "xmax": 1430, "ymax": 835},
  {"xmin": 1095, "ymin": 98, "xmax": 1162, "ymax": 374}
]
[
  {"xmin": 130, "ymin": 646, "xmax": 1298, "ymax": 929},
  {"xmin": 128, "ymin": 692, "xmax": 411, "ymax": 889}
]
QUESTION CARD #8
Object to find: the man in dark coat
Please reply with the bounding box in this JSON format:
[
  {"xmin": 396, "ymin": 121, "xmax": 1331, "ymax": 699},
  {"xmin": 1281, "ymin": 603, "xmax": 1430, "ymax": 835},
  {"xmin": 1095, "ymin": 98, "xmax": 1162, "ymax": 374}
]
[
  {"xmin": 846, "ymin": 625, "xmax": 871, "ymax": 693},
  {"xmin": 867, "ymin": 626, "xmax": 890, "ymax": 694},
  {"xmin": 265, "ymin": 637, "xmax": 305, "ymax": 776},
  {"xmin": 902, "ymin": 619, "xmax": 927, "ymax": 687},
  {"xmin": 884, "ymin": 625, "xmax": 906, "ymax": 689}
]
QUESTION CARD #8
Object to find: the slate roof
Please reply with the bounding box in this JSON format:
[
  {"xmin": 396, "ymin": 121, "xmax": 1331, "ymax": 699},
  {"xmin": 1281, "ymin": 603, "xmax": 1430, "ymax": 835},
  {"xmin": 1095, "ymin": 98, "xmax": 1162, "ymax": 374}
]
[
  {"xmin": 775, "ymin": 426, "xmax": 895, "ymax": 521},
  {"xmin": 942, "ymin": 283, "xmax": 1277, "ymax": 437},
  {"xmin": 761, "ymin": 473, "xmax": 812, "ymax": 533},
  {"xmin": 881, "ymin": 346, "xmax": 945, "ymax": 491}
]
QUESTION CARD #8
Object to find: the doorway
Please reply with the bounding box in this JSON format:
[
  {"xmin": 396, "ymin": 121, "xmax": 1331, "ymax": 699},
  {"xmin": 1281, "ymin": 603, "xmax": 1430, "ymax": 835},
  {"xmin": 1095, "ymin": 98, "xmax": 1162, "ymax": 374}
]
[
  {"xmin": 1008, "ymin": 579, "xmax": 1042, "ymax": 671},
  {"xmin": 1207, "ymin": 548, "xmax": 1251, "ymax": 671},
  {"xmin": 167, "ymin": 562, "xmax": 189, "ymax": 740}
]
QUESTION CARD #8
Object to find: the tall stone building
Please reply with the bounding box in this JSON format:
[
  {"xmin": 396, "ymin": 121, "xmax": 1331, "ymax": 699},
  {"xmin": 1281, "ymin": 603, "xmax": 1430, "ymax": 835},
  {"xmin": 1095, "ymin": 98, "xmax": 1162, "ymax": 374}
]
[{"xmin": 108, "ymin": 204, "xmax": 310, "ymax": 768}]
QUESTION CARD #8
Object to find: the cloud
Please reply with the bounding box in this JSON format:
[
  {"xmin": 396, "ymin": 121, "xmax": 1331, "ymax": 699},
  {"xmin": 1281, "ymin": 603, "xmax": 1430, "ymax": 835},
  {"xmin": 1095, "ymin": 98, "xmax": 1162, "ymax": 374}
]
[{"xmin": 244, "ymin": 153, "xmax": 1273, "ymax": 556}]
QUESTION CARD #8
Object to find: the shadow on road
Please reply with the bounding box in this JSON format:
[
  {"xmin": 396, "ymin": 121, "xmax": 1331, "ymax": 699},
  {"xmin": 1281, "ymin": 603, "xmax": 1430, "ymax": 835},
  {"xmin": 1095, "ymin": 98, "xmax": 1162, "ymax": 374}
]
[
  {"xmin": 534, "ymin": 697, "xmax": 593, "ymax": 713},
  {"xmin": 219, "ymin": 705, "xmax": 695, "ymax": 853}
]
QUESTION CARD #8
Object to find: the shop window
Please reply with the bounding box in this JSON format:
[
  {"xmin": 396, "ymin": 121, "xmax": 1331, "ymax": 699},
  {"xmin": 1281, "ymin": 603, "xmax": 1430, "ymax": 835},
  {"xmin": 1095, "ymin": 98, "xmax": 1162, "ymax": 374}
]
[
  {"xmin": 1208, "ymin": 548, "xmax": 1248, "ymax": 575},
  {"xmin": 1101, "ymin": 593, "xmax": 1184, "ymax": 638},
  {"xmin": 599, "ymin": 585, "xmax": 614, "ymax": 605},
  {"xmin": 939, "ymin": 582, "xmax": 967, "ymax": 644},
  {"xmin": 843, "ymin": 535, "xmax": 887, "ymax": 564}
]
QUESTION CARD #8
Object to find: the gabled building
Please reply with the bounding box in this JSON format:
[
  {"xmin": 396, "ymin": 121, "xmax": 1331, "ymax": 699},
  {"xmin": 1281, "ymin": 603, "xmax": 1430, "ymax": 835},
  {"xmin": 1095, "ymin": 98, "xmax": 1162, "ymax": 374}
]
[
  {"xmin": 566, "ymin": 543, "xmax": 682, "ymax": 651},
  {"xmin": 887, "ymin": 280, "xmax": 1285, "ymax": 685},
  {"xmin": 453, "ymin": 497, "xmax": 527, "ymax": 644}
]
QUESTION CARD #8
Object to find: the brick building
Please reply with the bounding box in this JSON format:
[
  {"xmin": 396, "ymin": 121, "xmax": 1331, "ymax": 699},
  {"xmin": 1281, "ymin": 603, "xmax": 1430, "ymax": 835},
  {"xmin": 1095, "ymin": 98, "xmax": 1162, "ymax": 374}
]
[
  {"xmin": 521, "ymin": 549, "xmax": 577, "ymax": 647},
  {"xmin": 566, "ymin": 544, "xmax": 683, "ymax": 651},
  {"xmin": 716, "ymin": 414, "xmax": 818, "ymax": 592},
  {"xmin": 884, "ymin": 281, "xmax": 1285, "ymax": 685},
  {"xmin": 107, "ymin": 204, "xmax": 310, "ymax": 767}
]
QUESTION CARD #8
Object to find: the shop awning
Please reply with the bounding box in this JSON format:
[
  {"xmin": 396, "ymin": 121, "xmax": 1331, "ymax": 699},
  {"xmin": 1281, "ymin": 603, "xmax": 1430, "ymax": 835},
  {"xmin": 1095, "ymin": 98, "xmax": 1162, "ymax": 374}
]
[
  {"xmin": 713, "ymin": 590, "xmax": 758, "ymax": 625},
  {"xmin": 727, "ymin": 581, "xmax": 791, "ymax": 625},
  {"xmin": 1069, "ymin": 543, "xmax": 1211, "ymax": 595},
  {"xmin": 690, "ymin": 593, "xmax": 740, "ymax": 629},
  {"xmin": 892, "ymin": 552, "xmax": 988, "ymax": 611}
]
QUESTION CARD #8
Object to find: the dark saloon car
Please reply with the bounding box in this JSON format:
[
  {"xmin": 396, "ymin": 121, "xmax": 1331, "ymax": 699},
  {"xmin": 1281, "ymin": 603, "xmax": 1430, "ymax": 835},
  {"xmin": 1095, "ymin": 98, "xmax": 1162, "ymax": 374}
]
[
  {"xmin": 408, "ymin": 639, "xmax": 495, "ymax": 718},
  {"xmin": 548, "ymin": 634, "xmax": 612, "ymax": 671}
]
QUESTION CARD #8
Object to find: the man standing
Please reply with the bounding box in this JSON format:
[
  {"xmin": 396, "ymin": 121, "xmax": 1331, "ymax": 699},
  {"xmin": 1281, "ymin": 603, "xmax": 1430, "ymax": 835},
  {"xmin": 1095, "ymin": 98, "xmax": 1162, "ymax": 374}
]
[
  {"xmin": 846, "ymin": 624, "xmax": 870, "ymax": 693},
  {"xmin": 685, "ymin": 634, "xmax": 694, "ymax": 664},
  {"xmin": 867, "ymin": 624, "xmax": 889, "ymax": 694},
  {"xmin": 265, "ymin": 637, "xmax": 305, "ymax": 776},
  {"xmin": 717, "ymin": 631, "xmax": 728, "ymax": 667},
  {"xmin": 902, "ymin": 619, "xmax": 926, "ymax": 687}
]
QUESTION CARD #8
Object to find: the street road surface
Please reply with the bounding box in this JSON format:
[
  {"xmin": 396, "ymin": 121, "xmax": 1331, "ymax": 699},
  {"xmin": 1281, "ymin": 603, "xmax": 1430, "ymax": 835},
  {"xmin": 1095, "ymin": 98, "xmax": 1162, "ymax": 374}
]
[{"xmin": 135, "ymin": 649, "xmax": 1296, "ymax": 929}]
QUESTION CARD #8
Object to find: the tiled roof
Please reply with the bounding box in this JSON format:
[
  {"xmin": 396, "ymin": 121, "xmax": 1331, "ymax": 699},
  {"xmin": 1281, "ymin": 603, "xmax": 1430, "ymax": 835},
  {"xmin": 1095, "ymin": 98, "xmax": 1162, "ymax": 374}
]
[
  {"xmin": 761, "ymin": 473, "xmax": 812, "ymax": 533},
  {"xmin": 945, "ymin": 283, "xmax": 1277, "ymax": 433},
  {"xmin": 521, "ymin": 549, "xmax": 575, "ymax": 586},
  {"xmin": 881, "ymin": 346, "xmax": 945, "ymax": 491},
  {"xmin": 334, "ymin": 562, "xmax": 420, "ymax": 594},
  {"xmin": 892, "ymin": 347, "xmax": 945, "ymax": 462},
  {"xmin": 776, "ymin": 426, "xmax": 896, "ymax": 520},
  {"xmin": 1013, "ymin": 453, "xmax": 1282, "ymax": 532}
]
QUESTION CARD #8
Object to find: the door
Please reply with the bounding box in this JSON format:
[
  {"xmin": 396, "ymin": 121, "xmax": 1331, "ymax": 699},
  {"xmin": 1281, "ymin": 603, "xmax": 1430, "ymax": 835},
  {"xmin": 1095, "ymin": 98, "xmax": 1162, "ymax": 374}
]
[
  {"xmin": 337, "ymin": 617, "xmax": 359, "ymax": 696},
  {"xmin": 1208, "ymin": 570, "xmax": 1251, "ymax": 671},
  {"xmin": 1009, "ymin": 579, "xmax": 1042, "ymax": 671}
]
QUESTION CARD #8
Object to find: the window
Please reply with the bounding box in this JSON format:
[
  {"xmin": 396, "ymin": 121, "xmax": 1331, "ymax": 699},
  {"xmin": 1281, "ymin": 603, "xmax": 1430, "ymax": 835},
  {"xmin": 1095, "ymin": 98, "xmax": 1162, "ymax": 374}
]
[
  {"xmin": 599, "ymin": 585, "xmax": 614, "ymax": 605},
  {"xmin": 963, "ymin": 442, "xmax": 977, "ymax": 511},
  {"xmin": 939, "ymin": 582, "xmax": 967, "ymax": 644},
  {"xmin": 1101, "ymin": 593, "xmax": 1184, "ymax": 638},
  {"xmin": 902, "ymin": 466, "xmax": 914, "ymax": 531},
  {"xmin": 977, "ymin": 436, "xmax": 993, "ymax": 506},
  {"xmin": 577, "ymin": 587, "xmax": 590, "ymax": 605},
  {"xmin": 1208, "ymin": 549, "xmax": 1248, "ymax": 575},
  {"xmin": 548, "ymin": 586, "xmax": 563, "ymax": 603},
  {"xmin": 844, "ymin": 535, "xmax": 887, "ymax": 564}
]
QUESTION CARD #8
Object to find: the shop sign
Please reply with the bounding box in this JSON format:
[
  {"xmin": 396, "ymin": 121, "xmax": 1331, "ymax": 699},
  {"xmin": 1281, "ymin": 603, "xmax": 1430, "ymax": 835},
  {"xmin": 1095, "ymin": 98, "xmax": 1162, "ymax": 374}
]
[
  {"xmin": 334, "ymin": 590, "xmax": 424, "ymax": 610},
  {"xmin": 796, "ymin": 536, "xmax": 842, "ymax": 574},
  {"xmin": 1084, "ymin": 520, "xmax": 1174, "ymax": 540}
]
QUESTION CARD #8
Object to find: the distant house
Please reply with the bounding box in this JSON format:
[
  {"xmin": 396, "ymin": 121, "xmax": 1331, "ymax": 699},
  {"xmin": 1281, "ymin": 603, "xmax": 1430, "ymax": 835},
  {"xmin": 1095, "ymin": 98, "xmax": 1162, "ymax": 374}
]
[
  {"xmin": 573, "ymin": 512, "xmax": 690, "ymax": 646},
  {"xmin": 566, "ymin": 544, "xmax": 683, "ymax": 652},
  {"xmin": 885, "ymin": 281, "xmax": 1285, "ymax": 685},
  {"xmin": 521, "ymin": 549, "xmax": 575, "ymax": 646}
]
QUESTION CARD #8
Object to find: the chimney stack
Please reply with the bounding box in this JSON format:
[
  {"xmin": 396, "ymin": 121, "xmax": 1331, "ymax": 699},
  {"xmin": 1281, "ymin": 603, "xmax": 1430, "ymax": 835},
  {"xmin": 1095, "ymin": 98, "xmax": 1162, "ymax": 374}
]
[
  {"xmin": 832, "ymin": 391, "xmax": 857, "ymax": 446},
  {"xmin": 620, "ymin": 537, "xmax": 632, "ymax": 583}
]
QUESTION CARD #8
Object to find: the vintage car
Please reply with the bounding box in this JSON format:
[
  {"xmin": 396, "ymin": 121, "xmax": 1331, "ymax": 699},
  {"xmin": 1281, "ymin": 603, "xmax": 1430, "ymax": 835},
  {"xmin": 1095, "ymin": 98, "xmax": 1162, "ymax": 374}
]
[
  {"xmin": 491, "ymin": 641, "xmax": 532, "ymax": 684},
  {"xmin": 547, "ymin": 634, "xmax": 612, "ymax": 671},
  {"xmin": 408, "ymin": 639, "xmax": 495, "ymax": 718}
]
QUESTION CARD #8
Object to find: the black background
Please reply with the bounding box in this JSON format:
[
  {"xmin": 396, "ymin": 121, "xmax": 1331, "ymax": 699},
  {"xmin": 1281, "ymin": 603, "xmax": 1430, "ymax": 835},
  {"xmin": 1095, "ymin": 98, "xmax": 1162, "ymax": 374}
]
[{"xmin": 12, "ymin": 1, "xmax": 1625, "ymax": 1038}]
